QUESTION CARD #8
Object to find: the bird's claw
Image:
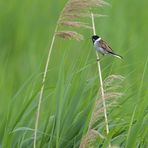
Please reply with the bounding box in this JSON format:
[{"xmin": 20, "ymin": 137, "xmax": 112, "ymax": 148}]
[{"xmin": 97, "ymin": 58, "xmax": 100, "ymax": 61}]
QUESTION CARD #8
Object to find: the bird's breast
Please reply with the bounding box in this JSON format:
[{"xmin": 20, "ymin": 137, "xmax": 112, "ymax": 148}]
[{"xmin": 94, "ymin": 42, "xmax": 107, "ymax": 54}]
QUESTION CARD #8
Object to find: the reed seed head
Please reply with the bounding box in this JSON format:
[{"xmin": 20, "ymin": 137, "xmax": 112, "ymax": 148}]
[
  {"xmin": 56, "ymin": 0, "xmax": 108, "ymax": 40},
  {"xmin": 80, "ymin": 74, "xmax": 124, "ymax": 148},
  {"xmin": 56, "ymin": 31, "xmax": 84, "ymax": 41}
]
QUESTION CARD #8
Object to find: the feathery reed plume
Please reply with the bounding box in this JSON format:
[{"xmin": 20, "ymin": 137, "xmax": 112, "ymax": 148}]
[
  {"xmin": 34, "ymin": 0, "xmax": 108, "ymax": 147},
  {"xmin": 80, "ymin": 129, "xmax": 105, "ymax": 148},
  {"xmin": 56, "ymin": 0, "xmax": 108, "ymax": 40},
  {"xmin": 56, "ymin": 31, "xmax": 84, "ymax": 41},
  {"xmin": 60, "ymin": 21, "xmax": 92, "ymax": 29},
  {"xmin": 80, "ymin": 74, "xmax": 124, "ymax": 148}
]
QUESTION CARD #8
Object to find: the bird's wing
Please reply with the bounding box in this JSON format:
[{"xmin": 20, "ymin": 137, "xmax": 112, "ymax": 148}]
[{"xmin": 99, "ymin": 39, "xmax": 113, "ymax": 53}]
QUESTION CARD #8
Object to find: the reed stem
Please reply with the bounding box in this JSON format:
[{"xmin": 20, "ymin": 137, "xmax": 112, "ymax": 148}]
[
  {"xmin": 91, "ymin": 12, "xmax": 110, "ymax": 145},
  {"xmin": 33, "ymin": 24, "xmax": 58, "ymax": 148}
]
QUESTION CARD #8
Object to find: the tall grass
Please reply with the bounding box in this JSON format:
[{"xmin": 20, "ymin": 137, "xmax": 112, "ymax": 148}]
[
  {"xmin": 34, "ymin": 0, "xmax": 107, "ymax": 147},
  {"xmin": 0, "ymin": 0, "xmax": 148, "ymax": 147}
]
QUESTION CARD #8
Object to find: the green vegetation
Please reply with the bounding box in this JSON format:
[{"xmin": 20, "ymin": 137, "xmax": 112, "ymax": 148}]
[{"xmin": 0, "ymin": 0, "xmax": 148, "ymax": 147}]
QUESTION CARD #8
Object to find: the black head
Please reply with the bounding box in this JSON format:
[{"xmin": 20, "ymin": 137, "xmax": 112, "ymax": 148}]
[{"xmin": 92, "ymin": 35, "xmax": 99, "ymax": 43}]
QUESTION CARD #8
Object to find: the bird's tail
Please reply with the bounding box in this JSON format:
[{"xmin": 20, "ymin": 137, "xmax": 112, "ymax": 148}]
[{"xmin": 110, "ymin": 52, "xmax": 123, "ymax": 60}]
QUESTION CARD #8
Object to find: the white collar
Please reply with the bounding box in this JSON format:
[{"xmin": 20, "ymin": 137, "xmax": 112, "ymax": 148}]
[{"xmin": 96, "ymin": 37, "xmax": 101, "ymax": 42}]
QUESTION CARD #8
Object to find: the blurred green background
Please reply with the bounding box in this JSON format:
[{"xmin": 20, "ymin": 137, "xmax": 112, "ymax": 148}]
[{"xmin": 0, "ymin": 0, "xmax": 148, "ymax": 147}]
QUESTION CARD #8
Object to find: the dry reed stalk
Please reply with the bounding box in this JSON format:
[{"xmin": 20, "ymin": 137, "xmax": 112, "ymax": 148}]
[
  {"xmin": 79, "ymin": 12, "xmax": 110, "ymax": 148},
  {"xmin": 33, "ymin": 24, "xmax": 58, "ymax": 148},
  {"xmin": 91, "ymin": 12, "xmax": 110, "ymax": 136}
]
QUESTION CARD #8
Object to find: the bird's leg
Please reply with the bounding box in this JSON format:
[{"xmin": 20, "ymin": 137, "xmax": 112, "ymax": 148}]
[
  {"xmin": 97, "ymin": 58, "xmax": 101, "ymax": 61},
  {"xmin": 96, "ymin": 54, "xmax": 104, "ymax": 62}
]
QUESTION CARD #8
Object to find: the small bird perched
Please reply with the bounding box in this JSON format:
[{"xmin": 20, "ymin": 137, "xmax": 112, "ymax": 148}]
[{"xmin": 92, "ymin": 35, "xmax": 123, "ymax": 60}]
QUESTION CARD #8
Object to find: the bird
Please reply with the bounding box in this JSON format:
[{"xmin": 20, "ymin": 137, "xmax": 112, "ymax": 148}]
[{"xmin": 92, "ymin": 35, "xmax": 123, "ymax": 60}]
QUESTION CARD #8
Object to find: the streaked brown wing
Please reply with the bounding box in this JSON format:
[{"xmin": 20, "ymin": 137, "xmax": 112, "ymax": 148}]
[{"xmin": 99, "ymin": 39, "xmax": 113, "ymax": 53}]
